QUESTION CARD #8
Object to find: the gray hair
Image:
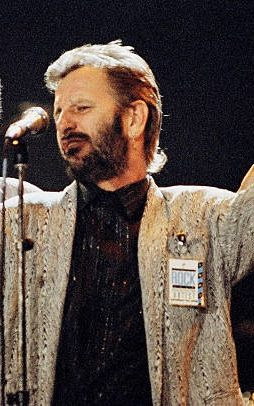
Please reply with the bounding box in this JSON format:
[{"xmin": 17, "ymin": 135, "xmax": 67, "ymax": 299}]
[{"xmin": 45, "ymin": 40, "xmax": 167, "ymax": 172}]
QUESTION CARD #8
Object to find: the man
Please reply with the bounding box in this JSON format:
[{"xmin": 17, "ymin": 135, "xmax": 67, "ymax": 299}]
[{"xmin": 2, "ymin": 40, "xmax": 254, "ymax": 405}]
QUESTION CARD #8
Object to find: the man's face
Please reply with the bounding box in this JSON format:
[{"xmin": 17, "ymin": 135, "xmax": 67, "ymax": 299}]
[{"xmin": 54, "ymin": 66, "xmax": 129, "ymax": 184}]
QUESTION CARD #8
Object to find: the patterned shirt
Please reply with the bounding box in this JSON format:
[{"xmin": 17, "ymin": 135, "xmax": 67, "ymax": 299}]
[{"xmin": 52, "ymin": 178, "xmax": 153, "ymax": 405}]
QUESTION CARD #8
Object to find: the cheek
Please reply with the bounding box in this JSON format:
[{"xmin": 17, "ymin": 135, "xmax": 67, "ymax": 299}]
[{"xmin": 56, "ymin": 132, "xmax": 64, "ymax": 153}]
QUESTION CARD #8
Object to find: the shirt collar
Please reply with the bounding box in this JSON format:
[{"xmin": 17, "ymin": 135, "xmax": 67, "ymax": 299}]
[{"xmin": 77, "ymin": 176, "xmax": 150, "ymax": 221}]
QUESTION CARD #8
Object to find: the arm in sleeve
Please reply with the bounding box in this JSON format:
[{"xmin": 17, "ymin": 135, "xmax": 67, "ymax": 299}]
[
  {"xmin": 238, "ymin": 165, "xmax": 254, "ymax": 191},
  {"xmin": 219, "ymin": 184, "xmax": 254, "ymax": 284}
]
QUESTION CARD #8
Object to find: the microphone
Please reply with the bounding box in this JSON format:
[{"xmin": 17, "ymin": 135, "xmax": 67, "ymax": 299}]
[{"xmin": 5, "ymin": 107, "xmax": 50, "ymax": 140}]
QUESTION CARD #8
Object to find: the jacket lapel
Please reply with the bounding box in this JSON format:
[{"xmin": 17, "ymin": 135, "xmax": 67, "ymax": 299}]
[
  {"xmin": 35, "ymin": 181, "xmax": 79, "ymax": 403},
  {"xmin": 138, "ymin": 179, "xmax": 169, "ymax": 406}
]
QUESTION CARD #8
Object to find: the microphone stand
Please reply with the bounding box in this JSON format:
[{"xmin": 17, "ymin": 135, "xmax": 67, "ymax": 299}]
[
  {"xmin": 0, "ymin": 140, "xmax": 9, "ymax": 406},
  {"xmin": 2, "ymin": 138, "xmax": 32, "ymax": 406}
]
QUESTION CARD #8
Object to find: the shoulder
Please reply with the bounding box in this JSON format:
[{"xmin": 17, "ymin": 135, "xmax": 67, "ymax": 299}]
[
  {"xmin": 146, "ymin": 179, "xmax": 235, "ymax": 225},
  {"xmin": 159, "ymin": 184, "xmax": 235, "ymax": 202},
  {"xmin": 0, "ymin": 177, "xmax": 42, "ymax": 200},
  {"xmin": 4, "ymin": 181, "xmax": 77, "ymax": 209}
]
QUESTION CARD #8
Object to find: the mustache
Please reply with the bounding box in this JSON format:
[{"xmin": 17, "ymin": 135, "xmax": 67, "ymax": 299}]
[{"xmin": 61, "ymin": 132, "xmax": 91, "ymax": 142}]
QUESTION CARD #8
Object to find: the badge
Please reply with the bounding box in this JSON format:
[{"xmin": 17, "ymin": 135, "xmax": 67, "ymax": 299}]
[
  {"xmin": 167, "ymin": 232, "xmax": 201, "ymax": 257},
  {"xmin": 169, "ymin": 258, "xmax": 205, "ymax": 307}
]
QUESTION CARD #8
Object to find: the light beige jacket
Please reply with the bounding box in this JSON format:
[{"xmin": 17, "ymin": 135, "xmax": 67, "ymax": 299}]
[{"xmin": 2, "ymin": 178, "xmax": 254, "ymax": 405}]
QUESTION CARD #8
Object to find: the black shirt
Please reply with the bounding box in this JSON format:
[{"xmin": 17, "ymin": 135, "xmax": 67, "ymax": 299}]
[{"xmin": 52, "ymin": 178, "xmax": 153, "ymax": 405}]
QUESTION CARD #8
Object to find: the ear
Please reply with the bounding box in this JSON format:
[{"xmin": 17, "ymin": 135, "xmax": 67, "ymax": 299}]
[{"xmin": 121, "ymin": 100, "xmax": 149, "ymax": 140}]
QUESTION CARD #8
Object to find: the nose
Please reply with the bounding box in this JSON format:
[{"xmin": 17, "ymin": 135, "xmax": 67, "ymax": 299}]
[{"xmin": 56, "ymin": 110, "xmax": 77, "ymax": 137}]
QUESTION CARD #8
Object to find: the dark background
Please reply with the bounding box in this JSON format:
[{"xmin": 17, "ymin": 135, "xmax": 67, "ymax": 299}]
[{"xmin": 1, "ymin": 0, "xmax": 254, "ymax": 391}]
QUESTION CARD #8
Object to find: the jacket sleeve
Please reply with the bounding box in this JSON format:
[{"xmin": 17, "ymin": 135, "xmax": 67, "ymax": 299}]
[{"xmin": 219, "ymin": 183, "xmax": 254, "ymax": 284}]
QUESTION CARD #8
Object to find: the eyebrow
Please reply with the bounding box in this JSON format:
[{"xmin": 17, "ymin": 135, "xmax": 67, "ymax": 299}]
[
  {"xmin": 54, "ymin": 97, "xmax": 94, "ymax": 108},
  {"xmin": 69, "ymin": 97, "xmax": 94, "ymax": 105}
]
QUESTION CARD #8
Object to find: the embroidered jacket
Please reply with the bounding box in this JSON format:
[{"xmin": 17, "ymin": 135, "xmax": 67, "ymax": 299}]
[{"xmin": 2, "ymin": 178, "xmax": 254, "ymax": 405}]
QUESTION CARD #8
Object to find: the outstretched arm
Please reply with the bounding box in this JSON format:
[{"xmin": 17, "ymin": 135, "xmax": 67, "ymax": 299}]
[{"xmin": 238, "ymin": 165, "xmax": 254, "ymax": 191}]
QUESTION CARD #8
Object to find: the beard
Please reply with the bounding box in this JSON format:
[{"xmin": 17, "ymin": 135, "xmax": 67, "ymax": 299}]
[{"xmin": 64, "ymin": 113, "xmax": 129, "ymax": 185}]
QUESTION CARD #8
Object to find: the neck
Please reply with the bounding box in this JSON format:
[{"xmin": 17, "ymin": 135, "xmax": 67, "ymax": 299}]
[{"xmin": 97, "ymin": 167, "xmax": 147, "ymax": 192}]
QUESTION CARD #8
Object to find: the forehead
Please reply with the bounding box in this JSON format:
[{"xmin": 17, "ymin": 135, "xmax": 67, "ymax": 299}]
[{"xmin": 54, "ymin": 66, "xmax": 114, "ymax": 105}]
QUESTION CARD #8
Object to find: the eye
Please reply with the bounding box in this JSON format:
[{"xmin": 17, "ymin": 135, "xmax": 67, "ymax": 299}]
[{"xmin": 76, "ymin": 105, "xmax": 90, "ymax": 112}]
